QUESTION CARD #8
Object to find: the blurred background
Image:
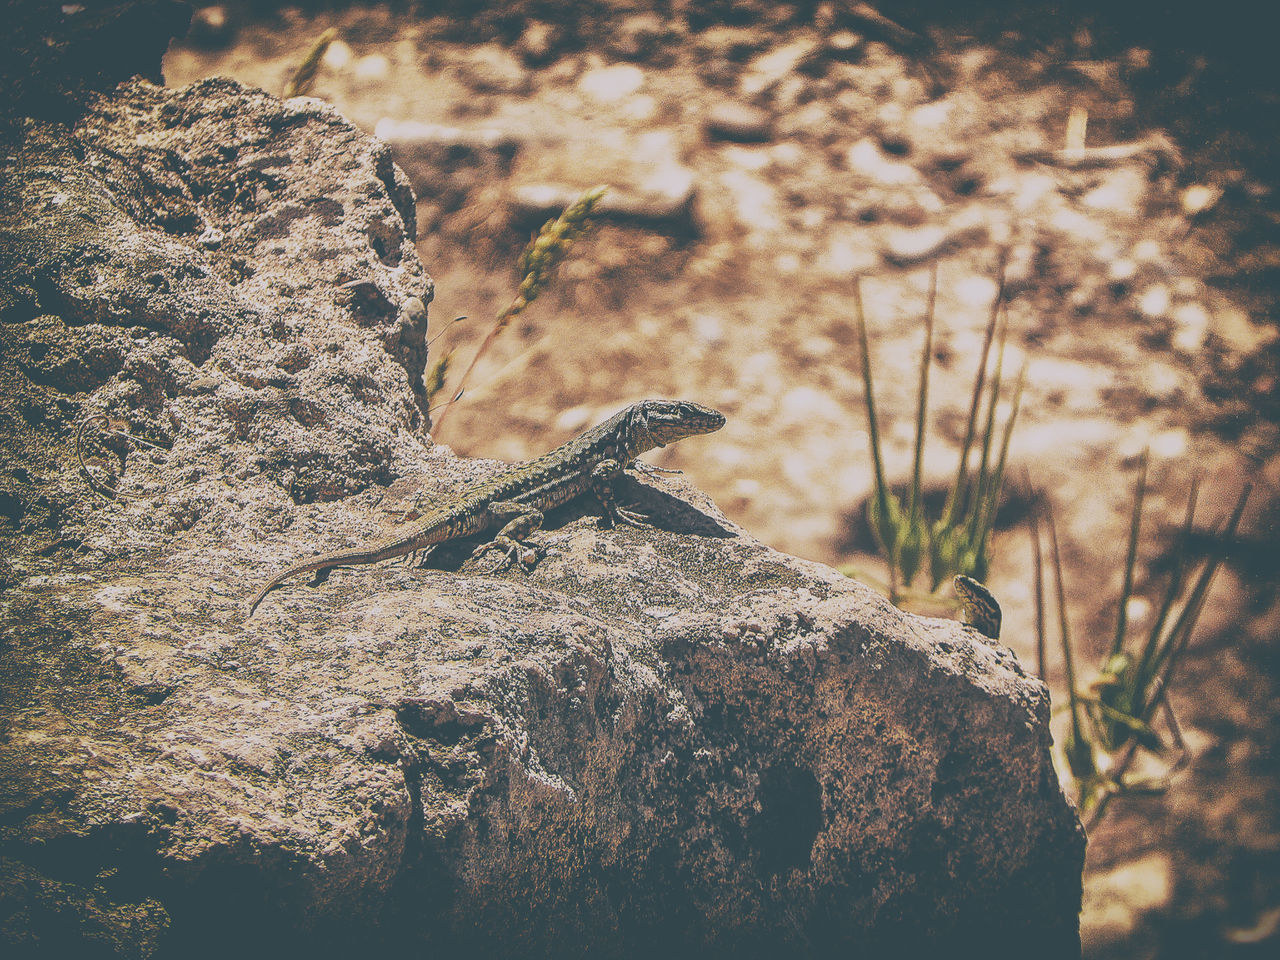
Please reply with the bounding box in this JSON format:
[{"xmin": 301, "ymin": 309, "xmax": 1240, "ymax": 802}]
[{"xmin": 165, "ymin": 2, "xmax": 1279, "ymax": 956}]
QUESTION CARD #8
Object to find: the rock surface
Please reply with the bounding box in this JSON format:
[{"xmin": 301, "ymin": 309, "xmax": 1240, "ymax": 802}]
[{"xmin": 0, "ymin": 75, "xmax": 1082, "ymax": 960}]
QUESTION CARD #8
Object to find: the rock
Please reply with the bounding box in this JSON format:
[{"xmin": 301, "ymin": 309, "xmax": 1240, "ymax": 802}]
[
  {"xmin": 511, "ymin": 168, "xmax": 697, "ymax": 235},
  {"xmin": 1172, "ymin": 301, "xmax": 1211, "ymax": 352},
  {"xmin": 1080, "ymin": 167, "xmax": 1149, "ymax": 216},
  {"xmin": 1137, "ymin": 283, "xmax": 1172, "ymax": 319},
  {"xmin": 457, "ymin": 43, "xmax": 529, "ymax": 95},
  {"xmin": 714, "ymin": 168, "xmax": 783, "ymax": 234},
  {"xmin": 509, "ymin": 130, "xmax": 698, "ymax": 236},
  {"xmin": 322, "ymin": 37, "xmax": 353, "ymax": 70},
  {"xmin": 1211, "ymin": 301, "xmax": 1277, "ymax": 353},
  {"xmin": 1107, "ymin": 258, "xmax": 1138, "ymax": 283},
  {"xmin": 816, "ymin": 227, "xmax": 879, "ymax": 278},
  {"xmin": 825, "ymin": 29, "xmax": 865, "ymax": 62},
  {"xmin": 0, "ymin": 75, "xmax": 1084, "ymax": 957},
  {"xmin": 186, "ymin": 3, "xmax": 234, "ymax": 49},
  {"xmin": 515, "ymin": 20, "xmax": 561, "ymax": 66},
  {"xmin": 739, "ymin": 37, "xmax": 821, "ymax": 97},
  {"xmin": 353, "ymin": 52, "xmax": 391, "ymax": 83},
  {"xmin": 578, "ymin": 63, "xmax": 646, "ymax": 103},
  {"xmin": 695, "ymin": 25, "xmax": 771, "ymax": 64},
  {"xmin": 705, "ymin": 101, "xmax": 774, "ymax": 143},
  {"xmin": 1181, "ymin": 183, "xmax": 1222, "ymax": 217},
  {"xmin": 884, "ymin": 224, "xmax": 952, "ymax": 265},
  {"xmin": 846, "ymin": 137, "xmax": 922, "ymax": 187}
]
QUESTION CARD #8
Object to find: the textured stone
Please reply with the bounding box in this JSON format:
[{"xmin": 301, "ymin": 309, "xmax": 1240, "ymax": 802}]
[
  {"xmin": 0, "ymin": 74, "xmax": 1083, "ymax": 959},
  {"xmin": 846, "ymin": 137, "xmax": 922, "ymax": 186},
  {"xmin": 739, "ymin": 37, "xmax": 820, "ymax": 96},
  {"xmin": 511, "ymin": 167, "xmax": 697, "ymax": 234}
]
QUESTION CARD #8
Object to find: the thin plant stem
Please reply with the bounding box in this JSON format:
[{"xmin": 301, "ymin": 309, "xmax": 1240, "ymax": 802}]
[
  {"xmin": 284, "ymin": 28, "xmax": 338, "ymax": 98},
  {"xmin": 1046, "ymin": 497, "xmax": 1090, "ymax": 778},
  {"xmin": 941, "ymin": 249, "xmax": 1007, "ymax": 528},
  {"xmin": 854, "ymin": 278, "xmax": 899, "ymax": 599},
  {"xmin": 1028, "ymin": 478, "xmax": 1047, "ymax": 678},
  {"xmin": 1111, "ymin": 449, "xmax": 1149, "ymax": 658},
  {"xmin": 433, "ymin": 186, "xmax": 607, "ymax": 432},
  {"xmin": 908, "ymin": 263, "xmax": 938, "ymax": 520}
]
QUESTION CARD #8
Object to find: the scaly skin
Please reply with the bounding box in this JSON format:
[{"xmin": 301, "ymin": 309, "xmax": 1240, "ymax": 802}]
[{"xmin": 248, "ymin": 399, "xmax": 725, "ymax": 615}]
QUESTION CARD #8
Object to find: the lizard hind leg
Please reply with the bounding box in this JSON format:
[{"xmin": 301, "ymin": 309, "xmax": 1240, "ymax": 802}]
[
  {"xmin": 472, "ymin": 502, "xmax": 546, "ymax": 573},
  {"xmin": 591, "ymin": 459, "xmax": 649, "ymax": 527}
]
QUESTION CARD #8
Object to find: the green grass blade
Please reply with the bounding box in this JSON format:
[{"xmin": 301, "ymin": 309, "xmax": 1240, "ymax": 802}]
[
  {"xmin": 908, "ymin": 263, "xmax": 938, "ymax": 518},
  {"xmin": 1111, "ymin": 449, "xmax": 1150, "ymax": 658},
  {"xmin": 1137, "ymin": 477, "xmax": 1200, "ymax": 674},
  {"xmin": 965, "ymin": 305, "xmax": 1009, "ymax": 528},
  {"xmin": 898, "ymin": 264, "xmax": 938, "ymax": 586},
  {"xmin": 1144, "ymin": 483, "xmax": 1251, "ymax": 713},
  {"xmin": 1046, "ymin": 496, "xmax": 1093, "ymax": 778},
  {"xmin": 941, "ymin": 253, "xmax": 1006, "ymax": 527},
  {"xmin": 1028, "ymin": 475, "xmax": 1047, "ymax": 678},
  {"xmin": 855, "ymin": 278, "xmax": 902, "ymax": 572},
  {"xmin": 284, "ymin": 27, "xmax": 338, "ymax": 98},
  {"xmin": 433, "ymin": 185, "xmax": 607, "ymax": 432},
  {"xmin": 967, "ymin": 361, "xmax": 1024, "ymax": 578}
]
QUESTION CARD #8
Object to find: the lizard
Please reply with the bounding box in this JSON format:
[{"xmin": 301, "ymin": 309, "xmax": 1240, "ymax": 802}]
[
  {"xmin": 953, "ymin": 574, "xmax": 1003, "ymax": 640},
  {"xmin": 248, "ymin": 399, "xmax": 726, "ymax": 616}
]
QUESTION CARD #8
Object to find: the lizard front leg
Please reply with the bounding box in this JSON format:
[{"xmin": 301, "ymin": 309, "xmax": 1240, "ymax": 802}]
[
  {"xmin": 472, "ymin": 501, "xmax": 545, "ymax": 573},
  {"xmin": 591, "ymin": 459, "xmax": 649, "ymax": 527}
]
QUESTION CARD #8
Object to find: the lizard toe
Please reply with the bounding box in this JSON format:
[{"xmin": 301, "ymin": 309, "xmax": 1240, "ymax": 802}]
[{"xmin": 614, "ymin": 506, "xmax": 650, "ymax": 527}]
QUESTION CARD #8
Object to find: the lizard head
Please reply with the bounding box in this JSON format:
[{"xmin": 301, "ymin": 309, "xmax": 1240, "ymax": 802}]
[{"xmin": 634, "ymin": 399, "xmax": 726, "ymax": 448}]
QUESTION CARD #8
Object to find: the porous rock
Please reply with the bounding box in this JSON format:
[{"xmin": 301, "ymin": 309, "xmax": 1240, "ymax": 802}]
[{"xmin": 0, "ymin": 77, "xmax": 1083, "ymax": 959}]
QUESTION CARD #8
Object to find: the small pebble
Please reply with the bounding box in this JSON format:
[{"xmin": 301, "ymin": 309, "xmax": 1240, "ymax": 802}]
[
  {"xmin": 516, "ymin": 21, "xmax": 559, "ymax": 65},
  {"xmin": 1137, "ymin": 284, "xmax": 1171, "ymax": 319},
  {"xmin": 884, "ymin": 224, "xmax": 949, "ymax": 265},
  {"xmin": 578, "ymin": 64, "xmax": 645, "ymax": 102},
  {"xmin": 322, "ymin": 40, "xmax": 352, "ymax": 70},
  {"xmin": 1171, "ymin": 302, "xmax": 1210, "ymax": 352},
  {"xmin": 1108, "ymin": 258, "xmax": 1138, "ymax": 283},
  {"xmin": 354, "ymin": 54, "xmax": 389, "ymax": 82},
  {"xmin": 608, "ymin": 13, "xmax": 669, "ymax": 62},
  {"xmin": 1181, "ymin": 184, "xmax": 1221, "ymax": 217},
  {"xmin": 1081, "ymin": 168, "xmax": 1148, "ymax": 215},
  {"xmin": 458, "ymin": 44, "xmax": 528, "ymax": 95},
  {"xmin": 846, "ymin": 138, "xmax": 921, "ymax": 186},
  {"xmin": 186, "ymin": 4, "xmax": 235, "ymax": 49},
  {"xmin": 705, "ymin": 102, "xmax": 773, "ymax": 143}
]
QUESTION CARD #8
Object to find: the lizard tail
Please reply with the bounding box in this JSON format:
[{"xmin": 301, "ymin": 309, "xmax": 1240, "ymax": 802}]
[
  {"xmin": 247, "ymin": 554, "xmax": 356, "ymax": 617},
  {"xmin": 246, "ymin": 541, "xmax": 418, "ymax": 617},
  {"xmin": 247, "ymin": 563, "xmax": 314, "ymax": 617}
]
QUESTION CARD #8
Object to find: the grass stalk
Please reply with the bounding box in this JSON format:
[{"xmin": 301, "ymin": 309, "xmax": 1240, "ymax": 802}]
[
  {"xmin": 284, "ymin": 28, "xmax": 338, "ymax": 99},
  {"xmin": 432, "ymin": 185, "xmax": 607, "ymax": 432}
]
